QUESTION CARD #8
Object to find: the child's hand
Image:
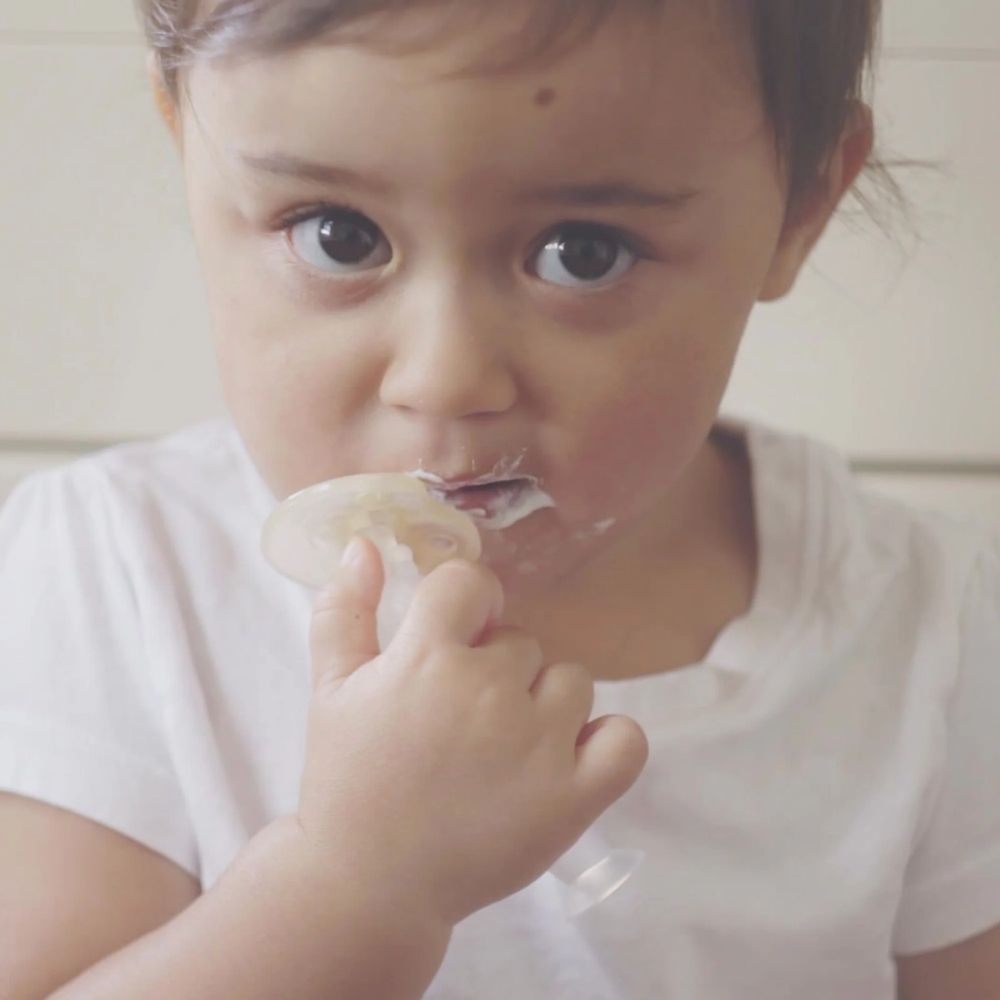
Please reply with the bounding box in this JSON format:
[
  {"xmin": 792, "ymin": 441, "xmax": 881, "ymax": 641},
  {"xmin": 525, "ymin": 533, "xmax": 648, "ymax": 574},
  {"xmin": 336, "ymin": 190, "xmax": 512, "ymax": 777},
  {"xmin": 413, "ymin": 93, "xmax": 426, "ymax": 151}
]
[{"xmin": 296, "ymin": 535, "xmax": 649, "ymax": 928}]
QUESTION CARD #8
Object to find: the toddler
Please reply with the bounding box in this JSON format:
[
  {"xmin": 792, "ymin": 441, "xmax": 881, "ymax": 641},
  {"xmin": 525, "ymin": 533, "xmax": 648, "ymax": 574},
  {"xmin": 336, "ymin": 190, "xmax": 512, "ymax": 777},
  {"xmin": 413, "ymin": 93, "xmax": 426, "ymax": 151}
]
[{"xmin": 1, "ymin": 1, "xmax": 998, "ymax": 997}]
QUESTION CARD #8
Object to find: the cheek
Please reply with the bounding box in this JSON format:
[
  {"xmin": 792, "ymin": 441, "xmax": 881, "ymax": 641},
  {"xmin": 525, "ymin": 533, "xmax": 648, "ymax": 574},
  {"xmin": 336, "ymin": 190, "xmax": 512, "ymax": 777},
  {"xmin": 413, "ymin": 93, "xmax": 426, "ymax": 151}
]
[
  {"xmin": 186, "ymin": 224, "xmax": 373, "ymax": 489},
  {"xmin": 571, "ymin": 393, "xmax": 690, "ymax": 515},
  {"xmin": 208, "ymin": 305, "xmax": 381, "ymax": 498},
  {"xmin": 552, "ymin": 338, "xmax": 736, "ymax": 523}
]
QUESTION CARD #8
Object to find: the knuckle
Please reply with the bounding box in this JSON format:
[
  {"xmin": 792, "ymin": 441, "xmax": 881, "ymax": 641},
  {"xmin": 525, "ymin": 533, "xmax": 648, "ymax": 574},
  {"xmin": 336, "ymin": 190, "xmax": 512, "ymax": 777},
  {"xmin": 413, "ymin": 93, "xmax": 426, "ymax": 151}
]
[
  {"xmin": 488, "ymin": 627, "xmax": 541, "ymax": 658},
  {"xmin": 479, "ymin": 622, "xmax": 517, "ymax": 643},
  {"xmin": 474, "ymin": 676, "xmax": 508, "ymax": 713},
  {"xmin": 533, "ymin": 659, "xmax": 592, "ymax": 697},
  {"xmin": 518, "ymin": 627, "xmax": 539, "ymax": 646},
  {"xmin": 522, "ymin": 636, "xmax": 545, "ymax": 665},
  {"xmin": 483, "ymin": 631, "xmax": 544, "ymax": 680},
  {"xmin": 421, "ymin": 642, "xmax": 468, "ymax": 679},
  {"xmin": 562, "ymin": 662, "xmax": 596, "ymax": 713},
  {"xmin": 557, "ymin": 660, "xmax": 594, "ymax": 689}
]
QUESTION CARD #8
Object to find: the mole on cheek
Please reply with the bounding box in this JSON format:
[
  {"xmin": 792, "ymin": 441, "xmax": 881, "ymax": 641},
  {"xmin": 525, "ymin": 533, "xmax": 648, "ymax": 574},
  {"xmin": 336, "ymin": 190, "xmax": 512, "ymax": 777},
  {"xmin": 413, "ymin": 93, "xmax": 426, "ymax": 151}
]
[{"xmin": 534, "ymin": 87, "xmax": 557, "ymax": 108}]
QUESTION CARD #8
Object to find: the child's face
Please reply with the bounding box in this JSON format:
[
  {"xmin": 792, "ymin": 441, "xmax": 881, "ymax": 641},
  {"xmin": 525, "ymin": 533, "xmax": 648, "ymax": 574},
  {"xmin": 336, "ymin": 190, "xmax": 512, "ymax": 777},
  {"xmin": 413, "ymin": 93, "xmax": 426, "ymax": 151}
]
[{"xmin": 171, "ymin": 3, "xmax": 836, "ymax": 585}]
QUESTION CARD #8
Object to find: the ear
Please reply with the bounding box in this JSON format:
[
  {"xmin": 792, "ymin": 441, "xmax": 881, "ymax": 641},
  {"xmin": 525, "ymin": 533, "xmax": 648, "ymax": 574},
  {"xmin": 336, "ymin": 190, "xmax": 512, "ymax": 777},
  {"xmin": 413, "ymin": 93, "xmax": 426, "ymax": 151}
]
[
  {"xmin": 147, "ymin": 50, "xmax": 183, "ymax": 151},
  {"xmin": 758, "ymin": 102, "xmax": 875, "ymax": 303}
]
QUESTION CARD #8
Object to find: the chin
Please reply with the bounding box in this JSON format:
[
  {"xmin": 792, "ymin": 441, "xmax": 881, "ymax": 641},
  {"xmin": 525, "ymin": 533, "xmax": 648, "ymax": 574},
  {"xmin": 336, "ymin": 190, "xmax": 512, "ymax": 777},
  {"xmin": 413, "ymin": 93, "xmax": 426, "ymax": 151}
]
[{"xmin": 471, "ymin": 510, "xmax": 595, "ymax": 589}]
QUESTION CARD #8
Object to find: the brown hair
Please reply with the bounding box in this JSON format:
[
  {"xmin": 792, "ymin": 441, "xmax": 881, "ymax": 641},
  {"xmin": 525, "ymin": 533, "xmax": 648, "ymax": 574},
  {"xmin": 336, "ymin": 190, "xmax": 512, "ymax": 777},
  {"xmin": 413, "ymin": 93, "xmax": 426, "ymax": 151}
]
[{"xmin": 138, "ymin": 0, "xmax": 903, "ymax": 224}]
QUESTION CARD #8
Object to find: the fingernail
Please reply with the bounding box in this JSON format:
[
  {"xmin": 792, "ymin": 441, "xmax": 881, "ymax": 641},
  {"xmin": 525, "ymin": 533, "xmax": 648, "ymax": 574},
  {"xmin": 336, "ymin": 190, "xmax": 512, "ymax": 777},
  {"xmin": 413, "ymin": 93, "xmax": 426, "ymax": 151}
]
[{"xmin": 341, "ymin": 536, "xmax": 365, "ymax": 569}]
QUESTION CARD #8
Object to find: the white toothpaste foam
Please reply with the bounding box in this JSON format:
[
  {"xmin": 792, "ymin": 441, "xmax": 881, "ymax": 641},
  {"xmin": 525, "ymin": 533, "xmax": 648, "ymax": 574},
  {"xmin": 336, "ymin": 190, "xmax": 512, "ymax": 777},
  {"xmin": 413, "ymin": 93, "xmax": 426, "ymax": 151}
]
[
  {"xmin": 405, "ymin": 468, "xmax": 556, "ymax": 531},
  {"xmin": 482, "ymin": 480, "xmax": 556, "ymax": 530}
]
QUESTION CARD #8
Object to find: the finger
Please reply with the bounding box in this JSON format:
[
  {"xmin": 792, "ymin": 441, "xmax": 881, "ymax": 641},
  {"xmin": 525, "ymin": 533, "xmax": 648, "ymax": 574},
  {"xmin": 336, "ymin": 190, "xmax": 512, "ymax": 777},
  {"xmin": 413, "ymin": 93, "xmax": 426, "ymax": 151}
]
[
  {"xmin": 574, "ymin": 715, "xmax": 650, "ymax": 812},
  {"xmin": 309, "ymin": 535, "xmax": 386, "ymax": 690},
  {"xmin": 474, "ymin": 626, "xmax": 546, "ymax": 688},
  {"xmin": 398, "ymin": 559, "xmax": 504, "ymax": 650},
  {"xmin": 530, "ymin": 661, "xmax": 595, "ymax": 726}
]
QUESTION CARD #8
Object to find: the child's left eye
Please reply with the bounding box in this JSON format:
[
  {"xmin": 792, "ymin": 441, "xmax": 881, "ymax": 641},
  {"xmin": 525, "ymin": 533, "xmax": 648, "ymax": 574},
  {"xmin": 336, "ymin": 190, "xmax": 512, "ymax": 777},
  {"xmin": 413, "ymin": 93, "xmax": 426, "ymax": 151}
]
[
  {"xmin": 286, "ymin": 207, "xmax": 392, "ymax": 274},
  {"xmin": 530, "ymin": 223, "xmax": 640, "ymax": 290}
]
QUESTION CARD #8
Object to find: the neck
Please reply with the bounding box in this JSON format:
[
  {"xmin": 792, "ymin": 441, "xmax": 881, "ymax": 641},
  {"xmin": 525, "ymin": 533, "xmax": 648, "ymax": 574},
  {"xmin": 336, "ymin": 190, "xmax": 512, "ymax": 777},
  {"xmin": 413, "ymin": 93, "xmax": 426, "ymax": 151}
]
[{"xmin": 500, "ymin": 424, "xmax": 757, "ymax": 680}]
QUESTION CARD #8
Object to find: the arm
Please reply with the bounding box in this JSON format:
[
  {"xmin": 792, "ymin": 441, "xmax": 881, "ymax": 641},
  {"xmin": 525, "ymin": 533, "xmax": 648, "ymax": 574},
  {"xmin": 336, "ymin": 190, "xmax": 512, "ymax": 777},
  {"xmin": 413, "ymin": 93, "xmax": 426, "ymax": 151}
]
[
  {"xmin": 4, "ymin": 544, "xmax": 645, "ymax": 1000},
  {"xmin": 0, "ymin": 793, "xmax": 200, "ymax": 998},
  {"xmin": 896, "ymin": 923, "xmax": 1000, "ymax": 1000},
  {"xmin": 55, "ymin": 818, "xmax": 450, "ymax": 1000},
  {"xmin": 45, "ymin": 546, "xmax": 642, "ymax": 998},
  {"xmin": 1, "ymin": 794, "xmax": 450, "ymax": 1000}
]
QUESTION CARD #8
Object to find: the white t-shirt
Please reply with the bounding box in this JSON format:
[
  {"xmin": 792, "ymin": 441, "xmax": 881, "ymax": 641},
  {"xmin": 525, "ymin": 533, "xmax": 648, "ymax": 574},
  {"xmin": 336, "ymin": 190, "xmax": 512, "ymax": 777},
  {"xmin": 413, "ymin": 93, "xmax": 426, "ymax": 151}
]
[{"xmin": 2, "ymin": 416, "xmax": 999, "ymax": 999}]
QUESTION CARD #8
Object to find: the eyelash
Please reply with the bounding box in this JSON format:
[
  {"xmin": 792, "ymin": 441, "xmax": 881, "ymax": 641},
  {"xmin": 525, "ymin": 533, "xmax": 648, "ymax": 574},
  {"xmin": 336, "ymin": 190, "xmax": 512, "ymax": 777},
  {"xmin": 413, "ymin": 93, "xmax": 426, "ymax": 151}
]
[
  {"xmin": 273, "ymin": 202, "xmax": 656, "ymax": 280},
  {"xmin": 276, "ymin": 202, "xmax": 346, "ymax": 230},
  {"xmin": 530, "ymin": 222, "xmax": 652, "ymax": 267}
]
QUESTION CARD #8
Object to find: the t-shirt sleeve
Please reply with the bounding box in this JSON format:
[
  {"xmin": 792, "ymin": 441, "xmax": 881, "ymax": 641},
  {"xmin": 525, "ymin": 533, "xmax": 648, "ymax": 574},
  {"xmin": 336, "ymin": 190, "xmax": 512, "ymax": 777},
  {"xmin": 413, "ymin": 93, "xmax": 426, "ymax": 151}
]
[
  {"xmin": 892, "ymin": 532, "xmax": 1000, "ymax": 955},
  {"xmin": 0, "ymin": 465, "xmax": 199, "ymax": 879}
]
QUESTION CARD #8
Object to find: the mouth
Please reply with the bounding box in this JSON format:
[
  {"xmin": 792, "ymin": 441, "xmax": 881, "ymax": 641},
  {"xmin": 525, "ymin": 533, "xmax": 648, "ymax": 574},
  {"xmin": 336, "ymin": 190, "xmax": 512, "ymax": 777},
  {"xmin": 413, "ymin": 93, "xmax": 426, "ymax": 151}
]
[
  {"xmin": 406, "ymin": 464, "xmax": 556, "ymax": 530},
  {"xmin": 430, "ymin": 478, "xmax": 531, "ymax": 515}
]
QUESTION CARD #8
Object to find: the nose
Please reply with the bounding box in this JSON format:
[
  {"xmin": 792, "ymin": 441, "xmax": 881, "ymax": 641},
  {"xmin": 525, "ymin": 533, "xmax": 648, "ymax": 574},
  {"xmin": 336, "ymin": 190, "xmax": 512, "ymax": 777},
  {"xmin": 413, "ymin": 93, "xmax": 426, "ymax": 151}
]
[{"xmin": 379, "ymin": 279, "xmax": 518, "ymax": 419}]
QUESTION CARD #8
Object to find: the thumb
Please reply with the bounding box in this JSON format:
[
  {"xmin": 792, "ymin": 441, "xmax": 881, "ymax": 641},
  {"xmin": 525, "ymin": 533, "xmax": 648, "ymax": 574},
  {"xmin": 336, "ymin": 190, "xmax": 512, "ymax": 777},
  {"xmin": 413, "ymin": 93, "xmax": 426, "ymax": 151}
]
[{"xmin": 309, "ymin": 535, "xmax": 386, "ymax": 691}]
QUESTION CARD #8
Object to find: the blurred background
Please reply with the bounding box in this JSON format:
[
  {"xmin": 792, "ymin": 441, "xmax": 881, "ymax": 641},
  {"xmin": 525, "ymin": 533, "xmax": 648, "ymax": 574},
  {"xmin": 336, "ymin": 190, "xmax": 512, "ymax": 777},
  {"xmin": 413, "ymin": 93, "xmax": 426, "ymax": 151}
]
[{"xmin": 1, "ymin": 1, "xmax": 998, "ymax": 531}]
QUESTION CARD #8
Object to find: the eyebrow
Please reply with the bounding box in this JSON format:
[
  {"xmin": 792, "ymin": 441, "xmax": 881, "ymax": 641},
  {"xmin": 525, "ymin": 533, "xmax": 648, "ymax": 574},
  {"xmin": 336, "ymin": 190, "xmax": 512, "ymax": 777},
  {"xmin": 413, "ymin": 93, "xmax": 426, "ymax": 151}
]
[
  {"xmin": 238, "ymin": 152, "xmax": 394, "ymax": 195},
  {"xmin": 521, "ymin": 181, "xmax": 699, "ymax": 210},
  {"xmin": 237, "ymin": 151, "xmax": 700, "ymax": 211}
]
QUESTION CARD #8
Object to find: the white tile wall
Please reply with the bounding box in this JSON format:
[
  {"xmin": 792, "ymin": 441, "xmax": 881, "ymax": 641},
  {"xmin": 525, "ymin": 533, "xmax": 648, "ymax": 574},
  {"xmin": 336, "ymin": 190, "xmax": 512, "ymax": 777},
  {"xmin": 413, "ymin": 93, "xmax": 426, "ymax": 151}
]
[
  {"xmin": 722, "ymin": 57, "xmax": 1000, "ymax": 461},
  {"xmin": 0, "ymin": 1, "xmax": 138, "ymax": 35},
  {"xmin": 0, "ymin": 43, "xmax": 223, "ymax": 442},
  {"xmin": 881, "ymin": 0, "xmax": 1000, "ymax": 52}
]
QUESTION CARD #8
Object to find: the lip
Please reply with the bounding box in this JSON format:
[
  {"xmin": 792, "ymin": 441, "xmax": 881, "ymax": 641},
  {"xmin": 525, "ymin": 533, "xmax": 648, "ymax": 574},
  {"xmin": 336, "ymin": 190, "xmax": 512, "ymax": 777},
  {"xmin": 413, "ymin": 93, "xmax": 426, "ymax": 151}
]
[
  {"xmin": 432, "ymin": 478, "xmax": 533, "ymax": 518},
  {"xmin": 429, "ymin": 479, "xmax": 530, "ymax": 508},
  {"xmin": 443, "ymin": 480, "xmax": 523, "ymax": 508},
  {"xmin": 407, "ymin": 452, "xmax": 532, "ymax": 491},
  {"xmin": 410, "ymin": 469, "xmax": 528, "ymax": 492},
  {"xmin": 437, "ymin": 476, "xmax": 523, "ymax": 492}
]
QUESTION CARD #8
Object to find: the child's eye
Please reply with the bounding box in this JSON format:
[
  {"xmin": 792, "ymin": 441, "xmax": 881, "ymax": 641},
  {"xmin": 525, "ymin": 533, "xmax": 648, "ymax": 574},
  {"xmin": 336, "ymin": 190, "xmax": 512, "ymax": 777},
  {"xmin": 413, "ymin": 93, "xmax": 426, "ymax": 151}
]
[
  {"xmin": 286, "ymin": 207, "xmax": 392, "ymax": 274},
  {"xmin": 531, "ymin": 223, "xmax": 640, "ymax": 290}
]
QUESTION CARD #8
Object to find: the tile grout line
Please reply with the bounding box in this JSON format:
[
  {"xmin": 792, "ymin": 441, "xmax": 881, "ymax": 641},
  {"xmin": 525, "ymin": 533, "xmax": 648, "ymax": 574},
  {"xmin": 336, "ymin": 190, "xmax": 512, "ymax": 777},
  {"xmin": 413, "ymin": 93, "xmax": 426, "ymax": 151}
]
[
  {"xmin": 883, "ymin": 45, "xmax": 1000, "ymax": 63},
  {"xmin": 850, "ymin": 460, "xmax": 1000, "ymax": 478},
  {"xmin": 0, "ymin": 437, "xmax": 139, "ymax": 455}
]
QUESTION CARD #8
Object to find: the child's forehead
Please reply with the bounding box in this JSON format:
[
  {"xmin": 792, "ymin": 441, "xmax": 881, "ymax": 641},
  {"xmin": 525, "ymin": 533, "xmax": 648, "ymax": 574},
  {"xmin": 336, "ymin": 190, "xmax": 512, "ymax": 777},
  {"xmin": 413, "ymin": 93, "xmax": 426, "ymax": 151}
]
[
  {"xmin": 188, "ymin": 0, "xmax": 751, "ymax": 92},
  {"xmin": 187, "ymin": 1, "xmax": 761, "ymax": 187}
]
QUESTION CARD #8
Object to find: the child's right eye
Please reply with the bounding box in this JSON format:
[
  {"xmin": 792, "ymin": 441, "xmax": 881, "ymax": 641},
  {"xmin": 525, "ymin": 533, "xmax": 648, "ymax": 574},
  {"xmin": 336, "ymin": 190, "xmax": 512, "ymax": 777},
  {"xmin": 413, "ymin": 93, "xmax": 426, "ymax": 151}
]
[{"xmin": 286, "ymin": 207, "xmax": 393, "ymax": 275}]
